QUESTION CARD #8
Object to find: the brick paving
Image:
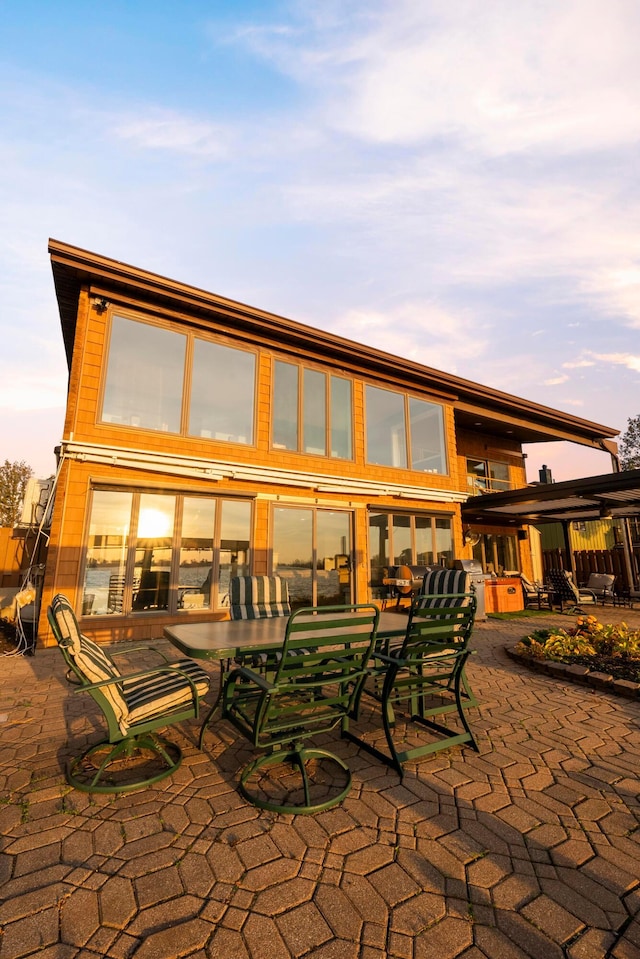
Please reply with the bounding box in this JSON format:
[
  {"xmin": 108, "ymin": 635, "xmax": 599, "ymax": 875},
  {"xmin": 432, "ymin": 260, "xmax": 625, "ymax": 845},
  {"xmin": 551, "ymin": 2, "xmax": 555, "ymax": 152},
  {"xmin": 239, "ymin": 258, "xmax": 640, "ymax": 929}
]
[{"xmin": 1, "ymin": 608, "xmax": 639, "ymax": 958}]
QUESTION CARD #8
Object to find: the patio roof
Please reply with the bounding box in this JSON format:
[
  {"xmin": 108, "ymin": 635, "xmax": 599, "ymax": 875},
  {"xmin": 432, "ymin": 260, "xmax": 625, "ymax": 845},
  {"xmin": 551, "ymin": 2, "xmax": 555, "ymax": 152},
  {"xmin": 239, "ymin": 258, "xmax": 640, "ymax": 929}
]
[{"xmin": 461, "ymin": 468, "xmax": 640, "ymax": 526}]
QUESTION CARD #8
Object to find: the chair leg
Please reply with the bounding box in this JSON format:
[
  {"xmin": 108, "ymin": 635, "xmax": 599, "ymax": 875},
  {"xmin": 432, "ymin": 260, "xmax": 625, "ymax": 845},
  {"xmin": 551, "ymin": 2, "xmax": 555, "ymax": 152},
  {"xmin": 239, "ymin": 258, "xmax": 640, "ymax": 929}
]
[
  {"xmin": 66, "ymin": 733, "xmax": 183, "ymax": 794},
  {"xmin": 238, "ymin": 745, "xmax": 352, "ymax": 814}
]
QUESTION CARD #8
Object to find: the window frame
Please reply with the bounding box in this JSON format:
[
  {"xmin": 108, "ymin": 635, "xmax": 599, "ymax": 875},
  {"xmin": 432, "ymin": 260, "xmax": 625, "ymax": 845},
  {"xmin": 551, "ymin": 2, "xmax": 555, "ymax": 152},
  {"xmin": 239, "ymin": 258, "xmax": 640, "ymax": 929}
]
[
  {"xmin": 367, "ymin": 510, "xmax": 455, "ymax": 593},
  {"xmin": 364, "ymin": 384, "xmax": 448, "ymax": 475},
  {"xmin": 79, "ymin": 485, "xmax": 254, "ymax": 617},
  {"xmin": 466, "ymin": 457, "xmax": 512, "ymax": 494},
  {"xmin": 271, "ymin": 357, "xmax": 354, "ymax": 461},
  {"xmin": 99, "ymin": 310, "xmax": 259, "ymax": 447}
]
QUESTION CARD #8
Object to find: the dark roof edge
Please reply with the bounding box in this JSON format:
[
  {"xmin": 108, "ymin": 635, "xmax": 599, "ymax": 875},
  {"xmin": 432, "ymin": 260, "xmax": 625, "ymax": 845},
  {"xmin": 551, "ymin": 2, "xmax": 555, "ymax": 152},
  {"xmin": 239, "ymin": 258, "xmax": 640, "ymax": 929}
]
[
  {"xmin": 464, "ymin": 467, "xmax": 640, "ymax": 511},
  {"xmin": 48, "ymin": 238, "xmax": 620, "ymax": 443}
]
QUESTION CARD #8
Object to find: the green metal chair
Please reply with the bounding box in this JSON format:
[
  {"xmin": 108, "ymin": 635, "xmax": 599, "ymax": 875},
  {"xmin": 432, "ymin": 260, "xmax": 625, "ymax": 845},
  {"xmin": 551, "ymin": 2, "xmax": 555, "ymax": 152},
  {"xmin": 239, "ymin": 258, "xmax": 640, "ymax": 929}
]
[
  {"xmin": 221, "ymin": 603, "xmax": 380, "ymax": 814},
  {"xmin": 347, "ymin": 592, "xmax": 479, "ymax": 777},
  {"xmin": 48, "ymin": 593, "xmax": 211, "ymax": 794}
]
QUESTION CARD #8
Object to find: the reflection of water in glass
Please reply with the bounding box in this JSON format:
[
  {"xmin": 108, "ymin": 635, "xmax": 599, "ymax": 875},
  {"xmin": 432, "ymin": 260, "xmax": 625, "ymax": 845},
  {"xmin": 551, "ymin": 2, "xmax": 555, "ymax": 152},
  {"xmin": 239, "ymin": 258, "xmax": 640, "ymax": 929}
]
[
  {"xmin": 83, "ymin": 565, "xmax": 242, "ymax": 614},
  {"xmin": 276, "ymin": 568, "xmax": 345, "ymax": 604}
]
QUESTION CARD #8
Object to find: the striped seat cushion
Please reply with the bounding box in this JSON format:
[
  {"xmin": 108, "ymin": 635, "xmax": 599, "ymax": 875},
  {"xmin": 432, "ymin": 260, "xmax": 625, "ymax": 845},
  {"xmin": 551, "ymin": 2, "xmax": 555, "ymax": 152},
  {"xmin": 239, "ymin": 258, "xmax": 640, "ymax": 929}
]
[
  {"xmin": 50, "ymin": 594, "xmax": 209, "ymax": 735},
  {"xmin": 230, "ymin": 576, "xmax": 291, "ymax": 620},
  {"xmin": 123, "ymin": 659, "xmax": 210, "ymax": 732},
  {"xmin": 51, "ymin": 598, "xmax": 129, "ymax": 729},
  {"xmin": 421, "ymin": 570, "xmax": 472, "ymax": 607}
]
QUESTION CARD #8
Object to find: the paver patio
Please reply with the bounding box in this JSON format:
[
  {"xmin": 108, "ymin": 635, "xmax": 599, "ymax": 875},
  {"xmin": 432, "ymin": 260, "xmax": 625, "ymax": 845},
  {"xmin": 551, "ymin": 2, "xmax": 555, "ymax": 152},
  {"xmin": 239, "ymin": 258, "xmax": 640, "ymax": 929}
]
[{"xmin": 1, "ymin": 609, "xmax": 639, "ymax": 958}]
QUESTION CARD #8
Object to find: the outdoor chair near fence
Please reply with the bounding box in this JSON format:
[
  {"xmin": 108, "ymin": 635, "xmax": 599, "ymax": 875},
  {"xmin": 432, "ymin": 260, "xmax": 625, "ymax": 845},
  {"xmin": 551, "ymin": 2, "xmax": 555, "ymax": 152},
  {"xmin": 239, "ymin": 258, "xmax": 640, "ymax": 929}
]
[
  {"xmin": 347, "ymin": 591, "xmax": 478, "ymax": 778},
  {"xmin": 546, "ymin": 568, "xmax": 598, "ymax": 613},
  {"xmin": 221, "ymin": 603, "xmax": 380, "ymax": 814},
  {"xmin": 581, "ymin": 572, "xmax": 616, "ymax": 605},
  {"xmin": 520, "ymin": 575, "xmax": 553, "ymax": 610},
  {"xmin": 48, "ymin": 593, "xmax": 210, "ymax": 794}
]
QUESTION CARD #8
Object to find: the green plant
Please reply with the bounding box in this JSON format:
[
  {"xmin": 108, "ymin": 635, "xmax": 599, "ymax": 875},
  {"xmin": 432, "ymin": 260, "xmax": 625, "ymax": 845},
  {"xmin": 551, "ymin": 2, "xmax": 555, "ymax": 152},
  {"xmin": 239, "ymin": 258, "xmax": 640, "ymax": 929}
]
[{"xmin": 515, "ymin": 616, "xmax": 640, "ymax": 665}]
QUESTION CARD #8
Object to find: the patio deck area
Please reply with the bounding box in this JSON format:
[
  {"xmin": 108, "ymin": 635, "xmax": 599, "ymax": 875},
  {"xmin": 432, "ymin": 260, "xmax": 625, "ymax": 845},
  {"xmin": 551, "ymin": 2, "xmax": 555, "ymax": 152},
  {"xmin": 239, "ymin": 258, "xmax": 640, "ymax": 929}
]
[{"xmin": 1, "ymin": 609, "xmax": 639, "ymax": 959}]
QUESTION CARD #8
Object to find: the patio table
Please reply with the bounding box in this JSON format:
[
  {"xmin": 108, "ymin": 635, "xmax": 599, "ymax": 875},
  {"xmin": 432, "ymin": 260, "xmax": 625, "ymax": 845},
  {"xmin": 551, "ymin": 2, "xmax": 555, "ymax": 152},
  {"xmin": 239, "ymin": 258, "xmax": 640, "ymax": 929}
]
[{"xmin": 163, "ymin": 610, "xmax": 408, "ymax": 743}]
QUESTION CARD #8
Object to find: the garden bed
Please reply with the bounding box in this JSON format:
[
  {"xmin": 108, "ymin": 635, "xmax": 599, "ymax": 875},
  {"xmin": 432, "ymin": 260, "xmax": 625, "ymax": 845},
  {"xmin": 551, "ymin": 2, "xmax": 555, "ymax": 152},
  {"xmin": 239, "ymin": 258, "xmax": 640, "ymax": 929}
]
[{"xmin": 507, "ymin": 614, "xmax": 640, "ymax": 698}]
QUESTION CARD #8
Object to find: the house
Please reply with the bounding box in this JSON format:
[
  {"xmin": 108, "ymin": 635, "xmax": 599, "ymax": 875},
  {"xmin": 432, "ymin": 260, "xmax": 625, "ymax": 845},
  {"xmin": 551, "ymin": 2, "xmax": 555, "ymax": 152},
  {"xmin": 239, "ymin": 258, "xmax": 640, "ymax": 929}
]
[{"xmin": 37, "ymin": 239, "xmax": 620, "ymax": 644}]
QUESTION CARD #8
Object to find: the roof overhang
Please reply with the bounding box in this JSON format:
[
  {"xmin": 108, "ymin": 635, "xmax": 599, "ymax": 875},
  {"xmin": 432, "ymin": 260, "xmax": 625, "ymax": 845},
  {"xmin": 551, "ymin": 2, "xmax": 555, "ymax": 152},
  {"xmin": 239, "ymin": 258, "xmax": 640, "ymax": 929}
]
[{"xmin": 462, "ymin": 469, "xmax": 640, "ymax": 526}]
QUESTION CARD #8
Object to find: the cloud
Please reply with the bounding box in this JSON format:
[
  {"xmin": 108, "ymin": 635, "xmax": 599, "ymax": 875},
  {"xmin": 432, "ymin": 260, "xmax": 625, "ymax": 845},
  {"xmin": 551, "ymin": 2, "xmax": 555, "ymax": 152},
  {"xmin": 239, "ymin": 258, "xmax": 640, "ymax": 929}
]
[
  {"xmin": 238, "ymin": 1, "xmax": 640, "ymax": 156},
  {"xmin": 112, "ymin": 112, "xmax": 232, "ymax": 158},
  {"xmin": 325, "ymin": 301, "xmax": 488, "ymax": 373},
  {"xmin": 543, "ymin": 375, "xmax": 570, "ymax": 386},
  {"xmin": 589, "ymin": 351, "xmax": 640, "ymax": 373},
  {"xmin": 562, "ymin": 359, "xmax": 596, "ymax": 369},
  {"xmin": 0, "ymin": 371, "xmax": 67, "ymax": 412}
]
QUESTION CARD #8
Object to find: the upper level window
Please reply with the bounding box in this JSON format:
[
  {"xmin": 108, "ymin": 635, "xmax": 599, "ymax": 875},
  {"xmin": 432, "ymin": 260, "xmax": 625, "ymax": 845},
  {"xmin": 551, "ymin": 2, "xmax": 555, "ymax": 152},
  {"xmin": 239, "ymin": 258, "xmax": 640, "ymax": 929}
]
[
  {"xmin": 102, "ymin": 315, "xmax": 186, "ymax": 432},
  {"xmin": 101, "ymin": 315, "xmax": 256, "ymax": 444},
  {"xmin": 466, "ymin": 458, "xmax": 511, "ymax": 494},
  {"xmin": 189, "ymin": 338, "xmax": 255, "ymax": 444},
  {"xmin": 273, "ymin": 360, "xmax": 353, "ymax": 460},
  {"xmin": 365, "ymin": 385, "xmax": 447, "ymax": 474}
]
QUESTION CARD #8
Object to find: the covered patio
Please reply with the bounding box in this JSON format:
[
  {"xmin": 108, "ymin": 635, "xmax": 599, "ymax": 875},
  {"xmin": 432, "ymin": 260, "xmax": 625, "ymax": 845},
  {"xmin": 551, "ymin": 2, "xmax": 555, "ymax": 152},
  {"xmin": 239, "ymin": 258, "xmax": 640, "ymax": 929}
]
[{"xmin": 463, "ymin": 467, "xmax": 640, "ymax": 589}]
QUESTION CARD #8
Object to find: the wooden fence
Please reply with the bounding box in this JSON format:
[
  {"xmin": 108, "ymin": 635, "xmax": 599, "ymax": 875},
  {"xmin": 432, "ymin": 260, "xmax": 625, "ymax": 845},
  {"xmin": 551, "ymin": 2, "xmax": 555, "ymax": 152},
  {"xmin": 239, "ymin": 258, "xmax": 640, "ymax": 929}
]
[{"xmin": 542, "ymin": 547, "xmax": 640, "ymax": 588}]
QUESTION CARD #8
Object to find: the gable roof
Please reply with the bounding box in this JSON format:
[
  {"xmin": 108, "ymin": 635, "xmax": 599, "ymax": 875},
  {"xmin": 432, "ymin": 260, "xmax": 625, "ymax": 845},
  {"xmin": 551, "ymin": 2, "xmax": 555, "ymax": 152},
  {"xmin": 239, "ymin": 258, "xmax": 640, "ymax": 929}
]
[{"xmin": 49, "ymin": 238, "xmax": 619, "ymax": 450}]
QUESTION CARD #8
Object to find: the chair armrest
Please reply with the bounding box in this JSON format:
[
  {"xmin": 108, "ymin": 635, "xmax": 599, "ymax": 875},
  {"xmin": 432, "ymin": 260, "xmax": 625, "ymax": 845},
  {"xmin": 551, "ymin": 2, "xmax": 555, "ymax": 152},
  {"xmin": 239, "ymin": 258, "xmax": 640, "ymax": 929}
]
[
  {"xmin": 107, "ymin": 644, "xmax": 172, "ymax": 664},
  {"xmin": 226, "ymin": 665, "xmax": 275, "ymax": 692},
  {"xmin": 73, "ymin": 662, "xmax": 203, "ymax": 703},
  {"xmin": 579, "ymin": 589, "xmax": 597, "ymax": 600}
]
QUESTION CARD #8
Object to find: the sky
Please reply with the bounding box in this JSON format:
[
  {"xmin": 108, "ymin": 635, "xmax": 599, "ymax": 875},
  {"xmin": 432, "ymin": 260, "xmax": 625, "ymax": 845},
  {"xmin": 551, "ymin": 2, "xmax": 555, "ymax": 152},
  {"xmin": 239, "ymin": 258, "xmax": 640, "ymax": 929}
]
[{"xmin": 1, "ymin": 0, "xmax": 639, "ymax": 482}]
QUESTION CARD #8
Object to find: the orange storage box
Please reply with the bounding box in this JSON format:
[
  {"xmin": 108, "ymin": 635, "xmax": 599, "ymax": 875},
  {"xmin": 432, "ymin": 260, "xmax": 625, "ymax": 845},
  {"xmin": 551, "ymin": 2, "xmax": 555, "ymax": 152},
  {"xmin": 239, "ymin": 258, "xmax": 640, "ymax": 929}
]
[{"xmin": 484, "ymin": 578, "xmax": 523, "ymax": 613}]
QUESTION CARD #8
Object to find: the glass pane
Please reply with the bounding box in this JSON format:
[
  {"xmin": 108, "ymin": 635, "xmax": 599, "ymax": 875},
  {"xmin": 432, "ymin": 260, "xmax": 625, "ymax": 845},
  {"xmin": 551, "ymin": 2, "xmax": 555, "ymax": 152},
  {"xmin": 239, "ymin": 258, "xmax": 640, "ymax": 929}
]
[
  {"xmin": 316, "ymin": 511, "xmax": 352, "ymax": 606},
  {"xmin": 189, "ymin": 340, "xmax": 255, "ymax": 443},
  {"xmin": 409, "ymin": 398, "xmax": 446, "ymax": 474},
  {"xmin": 415, "ymin": 516, "xmax": 434, "ymax": 566},
  {"xmin": 392, "ymin": 514, "xmax": 412, "ymax": 566},
  {"xmin": 435, "ymin": 518, "xmax": 454, "ymax": 567},
  {"xmin": 368, "ymin": 512, "xmax": 389, "ymax": 591},
  {"xmin": 330, "ymin": 376, "xmax": 352, "ymax": 459},
  {"xmin": 495, "ymin": 534, "xmax": 518, "ymax": 574},
  {"xmin": 273, "ymin": 507, "xmax": 312, "ymax": 608},
  {"xmin": 82, "ymin": 490, "xmax": 133, "ymax": 616},
  {"xmin": 132, "ymin": 494, "xmax": 175, "ymax": 612},
  {"xmin": 365, "ymin": 385, "xmax": 407, "ymax": 468},
  {"xmin": 102, "ymin": 315, "xmax": 186, "ymax": 432},
  {"xmin": 273, "ymin": 361, "xmax": 299, "ymax": 450},
  {"xmin": 303, "ymin": 369, "xmax": 326, "ymax": 455},
  {"xmin": 178, "ymin": 498, "xmax": 215, "ymax": 611},
  {"xmin": 219, "ymin": 500, "xmax": 251, "ymax": 607},
  {"xmin": 489, "ymin": 462, "xmax": 510, "ymax": 491},
  {"xmin": 467, "ymin": 459, "xmax": 488, "ymax": 494}
]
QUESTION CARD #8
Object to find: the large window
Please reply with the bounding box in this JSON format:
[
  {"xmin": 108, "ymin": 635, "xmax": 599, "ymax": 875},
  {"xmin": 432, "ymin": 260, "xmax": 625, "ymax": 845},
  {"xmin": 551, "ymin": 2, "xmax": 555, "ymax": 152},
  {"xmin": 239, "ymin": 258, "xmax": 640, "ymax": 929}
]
[
  {"xmin": 472, "ymin": 533, "xmax": 519, "ymax": 575},
  {"xmin": 101, "ymin": 315, "xmax": 256, "ymax": 444},
  {"xmin": 81, "ymin": 489, "xmax": 251, "ymax": 616},
  {"xmin": 102, "ymin": 316, "xmax": 186, "ymax": 432},
  {"xmin": 272, "ymin": 506, "xmax": 353, "ymax": 607},
  {"xmin": 273, "ymin": 360, "xmax": 353, "ymax": 460},
  {"xmin": 368, "ymin": 512, "xmax": 453, "ymax": 591},
  {"xmin": 365, "ymin": 385, "xmax": 446, "ymax": 473},
  {"xmin": 466, "ymin": 459, "xmax": 511, "ymax": 494},
  {"xmin": 189, "ymin": 339, "xmax": 255, "ymax": 444}
]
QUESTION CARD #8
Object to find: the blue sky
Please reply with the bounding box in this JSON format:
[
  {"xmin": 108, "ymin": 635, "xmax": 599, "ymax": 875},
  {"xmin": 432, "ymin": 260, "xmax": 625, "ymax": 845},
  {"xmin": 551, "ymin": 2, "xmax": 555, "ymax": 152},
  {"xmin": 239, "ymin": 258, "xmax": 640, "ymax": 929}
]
[{"xmin": 1, "ymin": 0, "xmax": 639, "ymax": 481}]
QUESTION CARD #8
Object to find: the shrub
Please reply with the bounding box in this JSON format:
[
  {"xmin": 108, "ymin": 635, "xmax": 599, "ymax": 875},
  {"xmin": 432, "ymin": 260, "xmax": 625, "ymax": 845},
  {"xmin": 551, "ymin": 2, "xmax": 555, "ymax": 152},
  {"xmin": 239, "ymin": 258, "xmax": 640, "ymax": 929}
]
[{"xmin": 515, "ymin": 617, "xmax": 640, "ymax": 663}]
